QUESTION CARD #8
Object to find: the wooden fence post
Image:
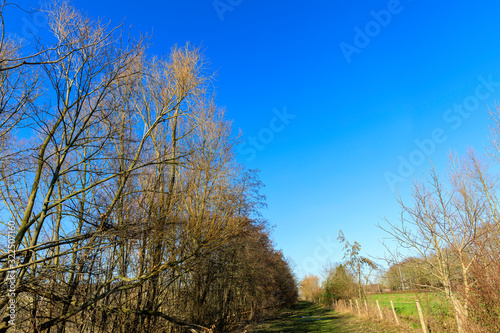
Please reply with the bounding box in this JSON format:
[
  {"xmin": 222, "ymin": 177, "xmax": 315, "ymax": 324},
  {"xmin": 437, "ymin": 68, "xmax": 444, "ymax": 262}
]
[
  {"xmin": 376, "ymin": 300, "xmax": 383, "ymax": 320},
  {"xmin": 355, "ymin": 299, "xmax": 361, "ymax": 315},
  {"xmin": 390, "ymin": 300, "xmax": 399, "ymax": 325},
  {"xmin": 364, "ymin": 299, "xmax": 368, "ymax": 313},
  {"xmin": 349, "ymin": 299, "xmax": 353, "ymax": 311},
  {"xmin": 415, "ymin": 299, "xmax": 428, "ymax": 333}
]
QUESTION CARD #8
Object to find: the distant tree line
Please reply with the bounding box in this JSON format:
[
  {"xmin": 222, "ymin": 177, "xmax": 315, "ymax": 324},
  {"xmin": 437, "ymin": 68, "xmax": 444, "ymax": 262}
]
[
  {"xmin": 383, "ymin": 257, "xmax": 442, "ymax": 291},
  {"xmin": 0, "ymin": 2, "xmax": 297, "ymax": 332}
]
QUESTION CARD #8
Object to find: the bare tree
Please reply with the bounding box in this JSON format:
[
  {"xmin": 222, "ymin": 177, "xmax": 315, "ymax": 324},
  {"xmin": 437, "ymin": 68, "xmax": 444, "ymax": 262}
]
[
  {"xmin": 338, "ymin": 230, "xmax": 376, "ymax": 300},
  {"xmin": 380, "ymin": 155, "xmax": 488, "ymax": 333}
]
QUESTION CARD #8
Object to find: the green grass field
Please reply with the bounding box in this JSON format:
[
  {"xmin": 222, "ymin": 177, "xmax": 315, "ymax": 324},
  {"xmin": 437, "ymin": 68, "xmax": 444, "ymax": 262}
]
[{"xmin": 367, "ymin": 291, "xmax": 455, "ymax": 331}]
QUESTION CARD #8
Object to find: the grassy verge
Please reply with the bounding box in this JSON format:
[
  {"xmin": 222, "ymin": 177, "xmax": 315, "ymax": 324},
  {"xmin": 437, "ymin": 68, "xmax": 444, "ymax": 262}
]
[{"xmin": 247, "ymin": 301, "xmax": 413, "ymax": 332}]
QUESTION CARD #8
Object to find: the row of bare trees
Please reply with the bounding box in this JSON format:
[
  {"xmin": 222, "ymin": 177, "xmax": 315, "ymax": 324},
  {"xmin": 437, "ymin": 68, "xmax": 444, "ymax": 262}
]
[
  {"xmin": 382, "ymin": 109, "xmax": 500, "ymax": 331},
  {"xmin": 0, "ymin": 2, "xmax": 297, "ymax": 332}
]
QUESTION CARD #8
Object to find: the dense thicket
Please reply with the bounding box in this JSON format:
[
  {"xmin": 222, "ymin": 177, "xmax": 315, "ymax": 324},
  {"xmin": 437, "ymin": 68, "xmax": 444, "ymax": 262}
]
[
  {"xmin": 0, "ymin": 2, "xmax": 297, "ymax": 332},
  {"xmin": 321, "ymin": 264, "xmax": 357, "ymax": 305}
]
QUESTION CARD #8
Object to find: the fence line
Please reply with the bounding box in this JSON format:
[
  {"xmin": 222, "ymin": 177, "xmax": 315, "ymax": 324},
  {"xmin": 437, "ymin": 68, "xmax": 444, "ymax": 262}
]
[{"xmin": 333, "ymin": 297, "xmax": 429, "ymax": 333}]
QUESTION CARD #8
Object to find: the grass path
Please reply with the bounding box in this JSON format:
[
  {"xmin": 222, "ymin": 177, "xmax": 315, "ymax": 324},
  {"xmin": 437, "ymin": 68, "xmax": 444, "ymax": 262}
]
[{"xmin": 248, "ymin": 301, "xmax": 412, "ymax": 332}]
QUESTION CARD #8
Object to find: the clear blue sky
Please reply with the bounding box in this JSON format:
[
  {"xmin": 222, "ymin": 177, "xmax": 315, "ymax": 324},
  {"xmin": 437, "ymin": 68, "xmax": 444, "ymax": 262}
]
[{"xmin": 7, "ymin": 0, "xmax": 500, "ymax": 279}]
